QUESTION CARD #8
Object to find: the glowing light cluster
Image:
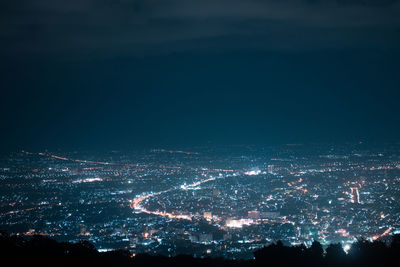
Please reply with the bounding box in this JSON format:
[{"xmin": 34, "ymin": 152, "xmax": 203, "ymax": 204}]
[
  {"xmin": 244, "ymin": 168, "xmax": 261, "ymax": 176},
  {"xmin": 226, "ymin": 219, "xmax": 254, "ymax": 228},
  {"xmin": 72, "ymin": 177, "xmax": 103, "ymax": 183}
]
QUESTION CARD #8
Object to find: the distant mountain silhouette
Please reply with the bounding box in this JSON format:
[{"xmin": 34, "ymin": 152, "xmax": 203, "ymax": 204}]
[{"xmin": 1, "ymin": 231, "xmax": 399, "ymax": 267}]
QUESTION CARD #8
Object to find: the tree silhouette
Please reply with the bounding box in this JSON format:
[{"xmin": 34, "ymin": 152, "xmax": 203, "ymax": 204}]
[
  {"xmin": 1, "ymin": 232, "xmax": 400, "ymax": 267},
  {"xmin": 325, "ymin": 243, "xmax": 346, "ymax": 265}
]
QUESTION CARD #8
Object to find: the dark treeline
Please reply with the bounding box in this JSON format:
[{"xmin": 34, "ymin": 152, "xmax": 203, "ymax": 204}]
[{"xmin": 1, "ymin": 231, "xmax": 399, "ymax": 267}]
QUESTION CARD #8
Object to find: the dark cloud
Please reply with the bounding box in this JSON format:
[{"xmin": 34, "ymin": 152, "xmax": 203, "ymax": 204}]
[{"xmin": 1, "ymin": 0, "xmax": 399, "ymax": 58}]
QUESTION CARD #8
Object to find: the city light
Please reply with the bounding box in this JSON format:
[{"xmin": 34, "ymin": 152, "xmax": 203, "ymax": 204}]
[{"xmin": 2, "ymin": 144, "xmax": 400, "ymax": 259}]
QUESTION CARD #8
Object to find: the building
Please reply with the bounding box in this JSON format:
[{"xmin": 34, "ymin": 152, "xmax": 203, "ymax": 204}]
[
  {"xmin": 203, "ymin": 212, "xmax": 212, "ymax": 220},
  {"xmin": 248, "ymin": 211, "xmax": 260, "ymax": 219},
  {"xmin": 268, "ymin": 165, "xmax": 274, "ymax": 174}
]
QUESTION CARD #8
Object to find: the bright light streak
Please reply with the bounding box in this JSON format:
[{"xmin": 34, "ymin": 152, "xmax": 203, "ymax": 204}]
[{"xmin": 130, "ymin": 176, "xmax": 220, "ymax": 221}]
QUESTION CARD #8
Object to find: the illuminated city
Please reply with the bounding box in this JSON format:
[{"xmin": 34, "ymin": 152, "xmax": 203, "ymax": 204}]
[{"xmin": 1, "ymin": 143, "xmax": 399, "ymax": 259}]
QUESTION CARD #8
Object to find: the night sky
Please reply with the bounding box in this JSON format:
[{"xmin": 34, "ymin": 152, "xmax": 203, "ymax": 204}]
[{"xmin": 1, "ymin": 0, "xmax": 399, "ymax": 151}]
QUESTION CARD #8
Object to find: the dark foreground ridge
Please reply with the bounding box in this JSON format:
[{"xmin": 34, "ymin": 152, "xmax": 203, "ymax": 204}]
[{"xmin": 1, "ymin": 231, "xmax": 399, "ymax": 267}]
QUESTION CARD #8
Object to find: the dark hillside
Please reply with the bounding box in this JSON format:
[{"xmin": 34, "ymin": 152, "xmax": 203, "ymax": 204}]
[{"xmin": 1, "ymin": 231, "xmax": 399, "ymax": 267}]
